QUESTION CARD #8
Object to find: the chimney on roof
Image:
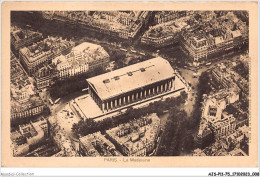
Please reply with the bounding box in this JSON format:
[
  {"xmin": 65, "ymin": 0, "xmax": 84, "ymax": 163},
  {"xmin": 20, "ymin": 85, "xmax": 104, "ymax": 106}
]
[
  {"xmin": 140, "ymin": 68, "xmax": 146, "ymax": 72},
  {"xmin": 103, "ymin": 79, "xmax": 110, "ymax": 84}
]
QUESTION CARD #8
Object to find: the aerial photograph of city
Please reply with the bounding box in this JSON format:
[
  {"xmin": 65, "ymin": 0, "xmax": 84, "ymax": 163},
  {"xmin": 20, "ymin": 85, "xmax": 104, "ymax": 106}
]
[{"xmin": 10, "ymin": 10, "xmax": 249, "ymax": 157}]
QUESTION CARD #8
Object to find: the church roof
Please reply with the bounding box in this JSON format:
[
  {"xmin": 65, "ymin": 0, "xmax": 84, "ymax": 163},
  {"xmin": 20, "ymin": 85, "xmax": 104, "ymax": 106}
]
[{"xmin": 87, "ymin": 57, "xmax": 175, "ymax": 100}]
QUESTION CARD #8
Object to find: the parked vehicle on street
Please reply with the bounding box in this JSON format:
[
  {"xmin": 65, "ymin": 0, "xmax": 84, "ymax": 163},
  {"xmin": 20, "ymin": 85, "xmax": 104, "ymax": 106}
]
[
  {"xmin": 206, "ymin": 62, "xmax": 212, "ymax": 67},
  {"xmin": 49, "ymin": 98, "xmax": 54, "ymax": 105},
  {"xmin": 120, "ymin": 48, "xmax": 127, "ymax": 52},
  {"xmin": 54, "ymin": 98, "xmax": 61, "ymax": 104}
]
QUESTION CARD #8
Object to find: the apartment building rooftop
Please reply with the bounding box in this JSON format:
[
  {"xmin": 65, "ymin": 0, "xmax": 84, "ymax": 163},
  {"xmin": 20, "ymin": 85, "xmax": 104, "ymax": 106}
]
[
  {"xmin": 11, "ymin": 131, "xmax": 27, "ymax": 146},
  {"xmin": 106, "ymin": 113, "xmax": 160, "ymax": 155},
  {"xmin": 10, "ymin": 57, "xmax": 45, "ymax": 116},
  {"xmin": 181, "ymin": 11, "xmax": 247, "ymax": 50},
  {"xmin": 19, "ymin": 37, "xmax": 74, "ymax": 63},
  {"xmin": 52, "ymin": 42, "xmax": 109, "ymax": 76},
  {"xmin": 11, "ymin": 26, "xmax": 44, "ymax": 51},
  {"xmin": 42, "ymin": 11, "xmax": 149, "ymax": 39},
  {"xmin": 143, "ymin": 16, "xmax": 190, "ymax": 39},
  {"xmin": 79, "ymin": 131, "xmax": 122, "ymax": 156},
  {"xmin": 11, "ymin": 28, "xmax": 40, "ymax": 42},
  {"xmin": 11, "ymin": 95, "xmax": 44, "ymax": 114},
  {"xmin": 19, "ymin": 123, "xmax": 38, "ymax": 139}
]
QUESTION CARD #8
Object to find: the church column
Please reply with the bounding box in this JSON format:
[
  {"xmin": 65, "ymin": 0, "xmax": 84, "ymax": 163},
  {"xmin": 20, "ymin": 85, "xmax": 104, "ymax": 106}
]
[
  {"xmin": 123, "ymin": 96, "xmax": 126, "ymax": 105},
  {"xmin": 136, "ymin": 92, "xmax": 139, "ymax": 100},
  {"xmin": 153, "ymin": 87, "xmax": 155, "ymax": 95},
  {"xmin": 93, "ymin": 92, "xmax": 95, "ymax": 101},
  {"xmin": 128, "ymin": 95, "xmax": 130, "ymax": 103},
  {"xmin": 132, "ymin": 93, "xmax": 135, "ymax": 102},
  {"xmin": 161, "ymin": 84, "xmax": 164, "ymax": 92},
  {"xmin": 114, "ymin": 99, "xmax": 117, "ymax": 107},
  {"xmin": 106, "ymin": 101, "xmax": 109, "ymax": 111},
  {"xmin": 102, "ymin": 103, "xmax": 105, "ymax": 112},
  {"xmin": 119, "ymin": 97, "xmax": 121, "ymax": 106},
  {"xmin": 140, "ymin": 91, "xmax": 143, "ymax": 99},
  {"xmin": 89, "ymin": 88, "xmax": 92, "ymax": 97},
  {"xmin": 144, "ymin": 90, "xmax": 147, "ymax": 97},
  {"xmin": 148, "ymin": 88, "xmax": 151, "ymax": 96},
  {"xmin": 110, "ymin": 100, "xmax": 113, "ymax": 110},
  {"xmin": 157, "ymin": 85, "xmax": 159, "ymax": 93},
  {"xmin": 98, "ymin": 99, "xmax": 100, "ymax": 108},
  {"xmin": 172, "ymin": 79, "xmax": 175, "ymax": 90},
  {"xmin": 165, "ymin": 83, "xmax": 168, "ymax": 91}
]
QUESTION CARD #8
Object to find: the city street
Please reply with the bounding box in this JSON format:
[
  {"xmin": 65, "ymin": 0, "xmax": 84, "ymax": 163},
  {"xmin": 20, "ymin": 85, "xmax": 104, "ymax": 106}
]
[
  {"xmin": 175, "ymin": 50, "xmax": 247, "ymax": 117},
  {"xmin": 40, "ymin": 89, "xmax": 87, "ymax": 151},
  {"xmin": 154, "ymin": 112, "xmax": 170, "ymax": 155},
  {"xmin": 55, "ymin": 104, "xmax": 81, "ymax": 151},
  {"xmin": 179, "ymin": 68, "xmax": 198, "ymax": 117}
]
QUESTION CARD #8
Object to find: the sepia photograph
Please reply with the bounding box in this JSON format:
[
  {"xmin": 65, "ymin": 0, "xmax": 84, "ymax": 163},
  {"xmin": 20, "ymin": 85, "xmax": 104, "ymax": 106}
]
[{"xmin": 1, "ymin": 1, "xmax": 258, "ymax": 168}]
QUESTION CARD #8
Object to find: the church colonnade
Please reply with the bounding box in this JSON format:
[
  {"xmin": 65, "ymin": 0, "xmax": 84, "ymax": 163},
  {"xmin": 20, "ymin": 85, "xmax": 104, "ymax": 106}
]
[{"xmin": 89, "ymin": 77, "xmax": 175, "ymax": 112}]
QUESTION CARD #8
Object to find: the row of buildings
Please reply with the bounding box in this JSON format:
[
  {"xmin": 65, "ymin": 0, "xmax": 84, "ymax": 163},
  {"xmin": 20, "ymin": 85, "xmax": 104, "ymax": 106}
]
[
  {"xmin": 19, "ymin": 36, "xmax": 75, "ymax": 75},
  {"xmin": 180, "ymin": 11, "xmax": 248, "ymax": 62},
  {"xmin": 141, "ymin": 11, "xmax": 248, "ymax": 63},
  {"xmin": 42, "ymin": 11, "xmax": 152, "ymax": 40},
  {"xmin": 153, "ymin": 11, "xmax": 187, "ymax": 24},
  {"xmin": 11, "ymin": 118, "xmax": 49, "ymax": 156},
  {"xmin": 14, "ymin": 24, "xmax": 110, "ymax": 90},
  {"xmin": 193, "ymin": 124, "xmax": 249, "ymax": 156},
  {"xmin": 10, "ymin": 26, "xmax": 56, "ymax": 156},
  {"xmin": 32, "ymin": 41, "xmax": 110, "ymax": 90},
  {"xmin": 195, "ymin": 87, "xmax": 240, "ymax": 149},
  {"xmin": 195, "ymin": 60, "xmax": 249, "ymax": 154},
  {"xmin": 79, "ymin": 132, "xmax": 122, "ymax": 156},
  {"xmin": 11, "ymin": 25, "xmax": 75, "ymax": 90},
  {"xmin": 11, "ymin": 54, "xmax": 45, "ymax": 120},
  {"xmin": 52, "ymin": 42, "xmax": 110, "ymax": 80},
  {"xmin": 79, "ymin": 113, "xmax": 161, "ymax": 156},
  {"xmin": 211, "ymin": 60, "xmax": 249, "ymax": 99},
  {"xmin": 141, "ymin": 11, "xmax": 196, "ymax": 47}
]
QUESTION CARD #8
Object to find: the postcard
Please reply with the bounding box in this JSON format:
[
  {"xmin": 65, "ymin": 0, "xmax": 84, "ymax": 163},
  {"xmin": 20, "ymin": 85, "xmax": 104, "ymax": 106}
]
[{"xmin": 1, "ymin": 1, "xmax": 258, "ymax": 167}]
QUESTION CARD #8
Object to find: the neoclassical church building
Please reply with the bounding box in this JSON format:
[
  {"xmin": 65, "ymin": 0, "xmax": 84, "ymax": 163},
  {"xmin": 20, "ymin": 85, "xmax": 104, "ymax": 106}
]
[{"xmin": 86, "ymin": 57, "xmax": 186, "ymax": 113}]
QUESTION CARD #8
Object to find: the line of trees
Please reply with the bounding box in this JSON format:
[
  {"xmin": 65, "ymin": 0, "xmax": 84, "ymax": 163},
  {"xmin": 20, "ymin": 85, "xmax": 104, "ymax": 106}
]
[
  {"xmin": 232, "ymin": 61, "xmax": 249, "ymax": 81},
  {"xmin": 72, "ymin": 91, "xmax": 188, "ymax": 137},
  {"xmin": 157, "ymin": 71, "xmax": 212, "ymax": 156},
  {"xmin": 156, "ymin": 108, "xmax": 190, "ymax": 156},
  {"xmin": 189, "ymin": 71, "xmax": 212, "ymax": 129}
]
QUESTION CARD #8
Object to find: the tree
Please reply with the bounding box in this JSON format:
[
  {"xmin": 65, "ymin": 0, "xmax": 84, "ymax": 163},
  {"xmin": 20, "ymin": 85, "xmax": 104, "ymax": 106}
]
[
  {"xmin": 188, "ymin": 71, "xmax": 212, "ymax": 130},
  {"xmin": 180, "ymin": 91, "xmax": 188, "ymax": 103},
  {"xmin": 157, "ymin": 109, "xmax": 189, "ymax": 156}
]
